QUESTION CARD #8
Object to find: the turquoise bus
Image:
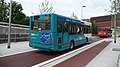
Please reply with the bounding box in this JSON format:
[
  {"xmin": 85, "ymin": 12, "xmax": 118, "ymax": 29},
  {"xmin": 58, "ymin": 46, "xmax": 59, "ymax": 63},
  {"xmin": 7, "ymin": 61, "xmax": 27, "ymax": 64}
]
[{"xmin": 29, "ymin": 14, "xmax": 92, "ymax": 51}]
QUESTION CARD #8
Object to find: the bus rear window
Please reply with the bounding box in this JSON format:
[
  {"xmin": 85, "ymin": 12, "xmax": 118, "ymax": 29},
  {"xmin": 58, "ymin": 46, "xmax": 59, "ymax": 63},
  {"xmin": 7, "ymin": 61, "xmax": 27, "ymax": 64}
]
[
  {"xmin": 31, "ymin": 20, "xmax": 50, "ymax": 31},
  {"xmin": 32, "ymin": 22, "xmax": 38, "ymax": 31}
]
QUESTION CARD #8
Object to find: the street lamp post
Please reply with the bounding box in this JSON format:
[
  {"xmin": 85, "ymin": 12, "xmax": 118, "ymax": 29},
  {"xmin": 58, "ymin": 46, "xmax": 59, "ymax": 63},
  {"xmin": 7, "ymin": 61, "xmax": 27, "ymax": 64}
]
[
  {"xmin": 81, "ymin": 6, "xmax": 86, "ymax": 20},
  {"xmin": 8, "ymin": 0, "xmax": 12, "ymax": 48},
  {"xmin": 114, "ymin": 0, "xmax": 117, "ymax": 43}
]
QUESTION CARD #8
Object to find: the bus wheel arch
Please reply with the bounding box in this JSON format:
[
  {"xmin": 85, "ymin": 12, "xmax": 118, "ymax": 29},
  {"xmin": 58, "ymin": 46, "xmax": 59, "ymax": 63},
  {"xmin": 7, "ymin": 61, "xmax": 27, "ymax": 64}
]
[{"xmin": 70, "ymin": 40, "xmax": 75, "ymax": 49}]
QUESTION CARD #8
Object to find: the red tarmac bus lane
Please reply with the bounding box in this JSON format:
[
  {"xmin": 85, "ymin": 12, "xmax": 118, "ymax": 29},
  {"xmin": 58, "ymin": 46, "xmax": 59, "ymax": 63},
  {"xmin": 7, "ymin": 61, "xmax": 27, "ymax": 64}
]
[
  {"xmin": 0, "ymin": 38, "xmax": 102, "ymax": 67},
  {"xmin": 54, "ymin": 41, "xmax": 111, "ymax": 67}
]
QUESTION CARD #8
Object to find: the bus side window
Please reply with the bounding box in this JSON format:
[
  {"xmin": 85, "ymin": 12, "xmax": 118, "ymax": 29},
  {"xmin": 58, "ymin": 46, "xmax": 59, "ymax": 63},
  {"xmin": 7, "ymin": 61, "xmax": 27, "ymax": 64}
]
[
  {"xmin": 63, "ymin": 22, "xmax": 68, "ymax": 32},
  {"xmin": 84, "ymin": 25, "xmax": 87, "ymax": 34},
  {"xmin": 69, "ymin": 23, "xmax": 77, "ymax": 35},
  {"xmin": 77, "ymin": 24, "xmax": 81, "ymax": 34},
  {"xmin": 69, "ymin": 23, "xmax": 72, "ymax": 34},
  {"xmin": 57, "ymin": 21, "xmax": 62, "ymax": 33},
  {"xmin": 81, "ymin": 25, "xmax": 84, "ymax": 34},
  {"xmin": 86, "ymin": 26, "xmax": 89, "ymax": 34},
  {"xmin": 88, "ymin": 26, "xmax": 91, "ymax": 33}
]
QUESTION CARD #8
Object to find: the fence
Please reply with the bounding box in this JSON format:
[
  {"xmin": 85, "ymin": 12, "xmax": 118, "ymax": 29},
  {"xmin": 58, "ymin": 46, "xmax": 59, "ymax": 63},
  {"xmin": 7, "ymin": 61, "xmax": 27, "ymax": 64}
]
[{"xmin": 0, "ymin": 22, "xmax": 29, "ymax": 43}]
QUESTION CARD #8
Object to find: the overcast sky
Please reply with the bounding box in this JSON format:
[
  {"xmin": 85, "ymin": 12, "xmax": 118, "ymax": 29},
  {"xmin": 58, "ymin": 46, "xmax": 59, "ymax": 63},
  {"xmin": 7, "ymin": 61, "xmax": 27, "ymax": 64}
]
[{"xmin": 6, "ymin": 0, "xmax": 111, "ymax": 19}]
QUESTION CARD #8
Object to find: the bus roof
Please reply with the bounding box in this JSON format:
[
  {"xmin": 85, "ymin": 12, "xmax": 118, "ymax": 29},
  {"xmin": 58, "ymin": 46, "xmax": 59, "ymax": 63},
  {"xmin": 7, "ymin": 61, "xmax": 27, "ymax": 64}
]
[{"xmin": 31, "ymin": 13, "xmax": 84, "ymax": 24}]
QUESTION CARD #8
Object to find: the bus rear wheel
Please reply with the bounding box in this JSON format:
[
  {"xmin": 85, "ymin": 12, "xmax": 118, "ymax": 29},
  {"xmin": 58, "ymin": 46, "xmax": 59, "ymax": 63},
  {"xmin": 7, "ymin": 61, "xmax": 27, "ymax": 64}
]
[{"xmin": 70, "ymin": 41, "xmax": 74, "ymax": 50}]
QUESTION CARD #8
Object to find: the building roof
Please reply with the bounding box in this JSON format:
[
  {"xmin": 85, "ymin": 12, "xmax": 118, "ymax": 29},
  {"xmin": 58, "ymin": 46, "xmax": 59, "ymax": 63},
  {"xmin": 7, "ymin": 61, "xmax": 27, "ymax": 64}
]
[{"xmin": 90, "ymin": 15, "xmax": 113, "ymax": 22}]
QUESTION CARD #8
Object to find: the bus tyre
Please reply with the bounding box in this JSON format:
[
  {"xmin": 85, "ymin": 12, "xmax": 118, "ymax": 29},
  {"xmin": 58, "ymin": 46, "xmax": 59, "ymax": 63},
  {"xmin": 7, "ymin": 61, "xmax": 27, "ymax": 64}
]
[{"xmin": 70, "ymin": 41, "xmax": 74, "ymax": 49}]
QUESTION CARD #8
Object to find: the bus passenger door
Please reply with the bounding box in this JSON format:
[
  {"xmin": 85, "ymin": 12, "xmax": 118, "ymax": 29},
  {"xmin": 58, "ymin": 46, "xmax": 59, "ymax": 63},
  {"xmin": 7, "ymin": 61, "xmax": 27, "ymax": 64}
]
[
  {"xmin": 57, "ymin": 21, "xmax": 63, "ymax": 45},
  {"xmin": 57, "ymin": 21, "xmax": 69, "ymax": 48},
  {"xmin": 62, "ymin": 22, "xmax": 69, "ymax": 44}
]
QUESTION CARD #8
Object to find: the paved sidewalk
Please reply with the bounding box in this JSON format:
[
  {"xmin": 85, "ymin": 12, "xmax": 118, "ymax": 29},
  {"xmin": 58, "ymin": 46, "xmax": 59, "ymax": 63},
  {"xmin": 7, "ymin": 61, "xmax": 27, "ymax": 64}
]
[
  {"xmin": 0, "ymin": 41, "xmax": 34, "ymax": 57},
  {"xmin": 86, "ymin": 37, "xmax": 120, "ymax": 67}
]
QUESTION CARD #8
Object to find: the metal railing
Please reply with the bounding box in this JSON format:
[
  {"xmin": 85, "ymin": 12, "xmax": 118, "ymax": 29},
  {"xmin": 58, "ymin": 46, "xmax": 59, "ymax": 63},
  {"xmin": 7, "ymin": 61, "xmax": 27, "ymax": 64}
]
[{"xmin": 0, "ymin": 22, "xmax": 30, "ymax": 43}]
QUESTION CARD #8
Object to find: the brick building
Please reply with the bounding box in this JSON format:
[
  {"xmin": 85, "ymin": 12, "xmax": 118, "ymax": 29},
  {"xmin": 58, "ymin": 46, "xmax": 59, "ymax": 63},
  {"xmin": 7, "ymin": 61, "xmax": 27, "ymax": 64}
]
[{"xmin": 90, "ymin": 15, "xmax": 120, "ymax": 28}]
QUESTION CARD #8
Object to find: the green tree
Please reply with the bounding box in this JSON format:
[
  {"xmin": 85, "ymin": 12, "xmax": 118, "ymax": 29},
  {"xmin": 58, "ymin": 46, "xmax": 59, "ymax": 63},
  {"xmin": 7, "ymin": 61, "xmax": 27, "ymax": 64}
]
[
  {"xmin": 92, "ymin": 20, "xmax": 98, "ymax": 34},
  {"xmin": 0, "ymin": 0, "xmax": 8, "ymax": 21},
  {"xmin": 21, "ymin": 16, "xmax": 29, "ymax": 25},
  {"xmin": 39, "ymin": 0, "xmax": 55, "ymax": 14},
  {"xmin": 110, "ymin": 0, "xmax": 120, "ymax": 21},
  {"xmin": 7, "ymin": 1, "xmax": 29, "ymax": 25}
]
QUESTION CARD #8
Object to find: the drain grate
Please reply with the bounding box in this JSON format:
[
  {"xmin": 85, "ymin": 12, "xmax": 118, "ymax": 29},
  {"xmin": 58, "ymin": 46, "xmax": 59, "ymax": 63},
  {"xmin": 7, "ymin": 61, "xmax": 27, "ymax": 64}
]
[{"xmin": 112, "ymin": 48, "xmax": 120, "ymax": 52}]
